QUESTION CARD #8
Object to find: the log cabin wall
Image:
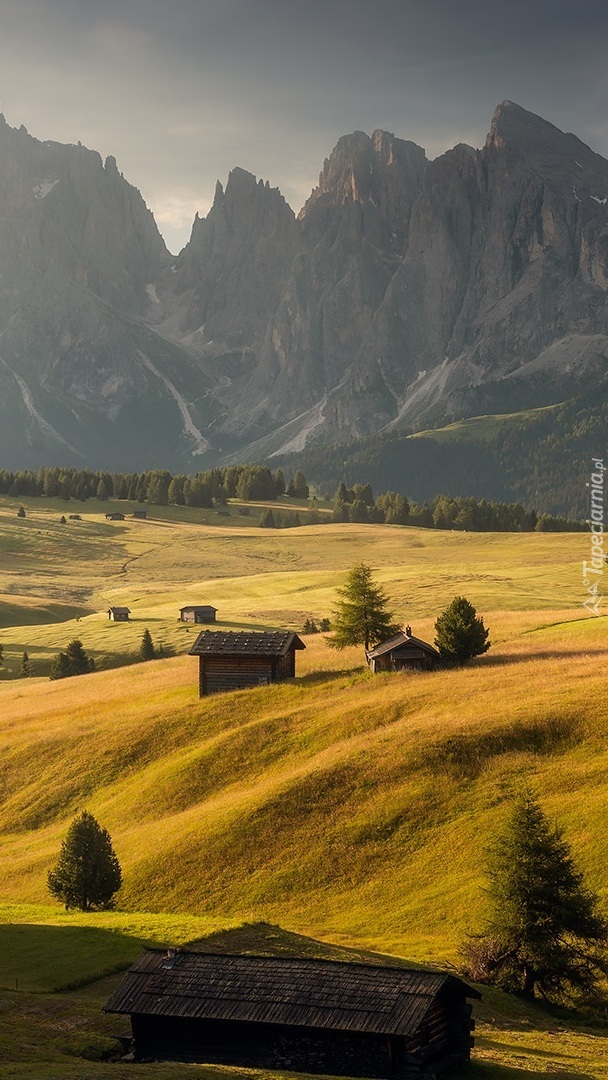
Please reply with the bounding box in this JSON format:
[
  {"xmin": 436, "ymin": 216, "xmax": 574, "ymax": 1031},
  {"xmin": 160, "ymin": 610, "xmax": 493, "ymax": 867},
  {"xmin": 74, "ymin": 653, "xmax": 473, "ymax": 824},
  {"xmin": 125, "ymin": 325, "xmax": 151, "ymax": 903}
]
[
  {"xmin": 199, "ymin": 656, "xmax": 275, "ymax": 695},
  {"xmin": 131, "ymin": 1015, "xmax": 396, "ymax": 1077}
]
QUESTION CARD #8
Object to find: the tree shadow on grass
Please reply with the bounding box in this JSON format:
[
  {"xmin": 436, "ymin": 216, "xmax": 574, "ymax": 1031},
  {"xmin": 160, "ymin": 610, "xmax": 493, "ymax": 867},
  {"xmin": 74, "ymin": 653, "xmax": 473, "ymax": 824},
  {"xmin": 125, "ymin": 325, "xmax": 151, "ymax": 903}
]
[
  {"xmin": 466, "ymin": 1061, "xmax": 594, "ymax": 1079},
  {"xmin": 298, "ymin": 667, "xmax": 367, "ymax": 687},
  {"xmin": 0, "ymin": 923, "xmax": 146, "ymax": 992},
  {"xmin": 473, "ymin": 649, "xmax": 605, "ymax": 668}
]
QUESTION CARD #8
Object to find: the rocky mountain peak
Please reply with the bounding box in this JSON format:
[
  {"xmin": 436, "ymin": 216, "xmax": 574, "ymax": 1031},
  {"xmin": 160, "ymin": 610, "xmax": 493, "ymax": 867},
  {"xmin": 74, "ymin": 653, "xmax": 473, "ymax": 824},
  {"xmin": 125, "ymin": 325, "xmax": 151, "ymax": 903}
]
[
  {"xmin": 302, "ymin": 129, "xmax": 426, "ymax": 215},
  {"xmin": 487, "ymin": 100, "xmax": 599, "ymax": 169}
]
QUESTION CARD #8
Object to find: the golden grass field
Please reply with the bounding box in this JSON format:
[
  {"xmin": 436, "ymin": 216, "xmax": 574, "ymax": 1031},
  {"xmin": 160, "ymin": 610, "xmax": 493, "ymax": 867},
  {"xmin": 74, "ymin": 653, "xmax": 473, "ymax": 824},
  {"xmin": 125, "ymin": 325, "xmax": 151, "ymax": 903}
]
[{"xmin": 1, "ymin": 494, "xmax": 607, "ymax": 1078}]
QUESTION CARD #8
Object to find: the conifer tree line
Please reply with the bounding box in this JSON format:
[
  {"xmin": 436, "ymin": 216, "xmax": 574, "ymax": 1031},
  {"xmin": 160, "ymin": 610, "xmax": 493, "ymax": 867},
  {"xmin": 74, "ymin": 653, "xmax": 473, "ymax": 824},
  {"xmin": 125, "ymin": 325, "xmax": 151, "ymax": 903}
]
[
  {"xmin": 0, "ymin": 464, "xmax": 302, "ymax": 505},
  {"xmin": 331, "ymin": 483, "xmax": 583, "ymax": 532},
  {"xmin": 1, "ymin": 463, "xmax": 581, "ymax": 531}
]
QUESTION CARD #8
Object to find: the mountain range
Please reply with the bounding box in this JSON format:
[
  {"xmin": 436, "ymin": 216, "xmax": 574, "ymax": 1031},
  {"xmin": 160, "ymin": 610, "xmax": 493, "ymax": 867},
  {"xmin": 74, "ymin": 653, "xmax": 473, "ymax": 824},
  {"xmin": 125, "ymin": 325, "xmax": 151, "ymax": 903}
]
[{"xmin": 0, "ymin": 102, "xmax": 607, "ymax": 474}]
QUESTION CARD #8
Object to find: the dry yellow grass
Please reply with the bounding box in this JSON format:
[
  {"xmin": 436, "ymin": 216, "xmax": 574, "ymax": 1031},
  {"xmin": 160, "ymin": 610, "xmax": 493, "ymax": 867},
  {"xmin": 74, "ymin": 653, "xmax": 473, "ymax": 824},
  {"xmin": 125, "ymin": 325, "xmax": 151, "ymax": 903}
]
[{"xmin": 3, "ymin": 501, "xmax": 608, "ymax": 1075}]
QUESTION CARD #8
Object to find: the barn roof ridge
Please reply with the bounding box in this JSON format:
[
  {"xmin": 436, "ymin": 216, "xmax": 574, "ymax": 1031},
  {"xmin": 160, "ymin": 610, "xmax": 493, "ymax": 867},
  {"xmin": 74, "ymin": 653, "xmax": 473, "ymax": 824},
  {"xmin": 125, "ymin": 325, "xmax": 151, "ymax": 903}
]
[
  {"xmin": 188, "ymin": 629, "xmax": 305, "ymax": 657},
  {"xmin": 366, "ymin": 630, "xmax": 440, "ymax": 659},
  {"xmin": 104, "ymin": 948, "xmax": 479, "ymax": 1038}
]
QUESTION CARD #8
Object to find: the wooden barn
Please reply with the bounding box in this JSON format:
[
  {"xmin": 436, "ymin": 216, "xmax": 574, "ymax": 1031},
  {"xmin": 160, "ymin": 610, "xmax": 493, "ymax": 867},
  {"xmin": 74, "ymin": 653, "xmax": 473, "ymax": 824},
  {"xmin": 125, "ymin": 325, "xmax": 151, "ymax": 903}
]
[
  {"xmin": 179, "ymin": 605, "xmax": 217, "ymax": 624},
  {"xmin": 105, "ymin": 512, "xmax": 125, "ymax": 521},
  {"xmin": 366, "ymin": 628, "xmax": 442, "ymax": 673},
  {"xmin": 104, "ymin": 950, "xmax": 480, "ymax": 1076},
  {"xmin": 108, "ymin": 606, "xmax": 131, "ymax": 622},
  {"xmin": 188, "ymin": 630, "xmax": 305, "ymax": 696}
]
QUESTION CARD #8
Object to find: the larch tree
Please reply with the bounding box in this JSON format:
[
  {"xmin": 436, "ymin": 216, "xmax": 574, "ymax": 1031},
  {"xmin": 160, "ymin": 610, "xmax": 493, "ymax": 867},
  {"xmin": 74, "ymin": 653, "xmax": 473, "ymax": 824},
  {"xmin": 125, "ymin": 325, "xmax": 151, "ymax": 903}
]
[
  {"xmin": 463, "ymin": 792, "xmax": 608, "ymax": 1001},
  {"xmin": 47, "ymin": 811, "xmax": 122, "ymax": 911},
  {"xmin": 328, "ymin": 563, "xmax": 399, "ymax": 651}
]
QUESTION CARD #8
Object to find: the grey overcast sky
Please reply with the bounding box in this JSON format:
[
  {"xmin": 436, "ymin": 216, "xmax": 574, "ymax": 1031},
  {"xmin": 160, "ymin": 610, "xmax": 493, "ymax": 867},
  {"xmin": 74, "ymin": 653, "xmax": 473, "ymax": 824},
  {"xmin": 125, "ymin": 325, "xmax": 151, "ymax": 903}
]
[{"xmin": 1, "ymin": 0, "xmax": 607, "ymax": 253}]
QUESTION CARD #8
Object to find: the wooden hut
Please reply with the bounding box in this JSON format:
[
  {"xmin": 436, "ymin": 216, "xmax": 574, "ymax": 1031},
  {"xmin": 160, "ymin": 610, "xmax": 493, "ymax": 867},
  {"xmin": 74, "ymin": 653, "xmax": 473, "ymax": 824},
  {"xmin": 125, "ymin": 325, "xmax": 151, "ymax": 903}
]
[
  {"xmin": 366, "ymin": 627, "xmax": 442, "ymax": 673},
  {"xmin": 179, "ymin": 605, "xmax": 217, "ymax": 624},
  {"xmin": 104, "ymin": 949, "xmax": 480, "ymax": 1076},
  {"xmin": 108, "ymin": 606, "xmax": 131, "ymax": 622},
  {"xmin": 105, "ymin": 511, "xmax": 125, "ymax": 521},
  {"xmin": 188, "ymin": 630, "xmax": 305, "ymax": 696}
]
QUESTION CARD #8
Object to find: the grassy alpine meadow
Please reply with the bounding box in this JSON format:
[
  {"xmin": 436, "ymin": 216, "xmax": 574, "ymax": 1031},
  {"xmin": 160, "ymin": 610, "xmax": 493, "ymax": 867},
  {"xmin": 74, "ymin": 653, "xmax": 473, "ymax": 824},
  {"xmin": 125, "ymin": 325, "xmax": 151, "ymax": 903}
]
[{"xmin": 1, "ymin": 494, "xmax": 608, "ymax": 1076}]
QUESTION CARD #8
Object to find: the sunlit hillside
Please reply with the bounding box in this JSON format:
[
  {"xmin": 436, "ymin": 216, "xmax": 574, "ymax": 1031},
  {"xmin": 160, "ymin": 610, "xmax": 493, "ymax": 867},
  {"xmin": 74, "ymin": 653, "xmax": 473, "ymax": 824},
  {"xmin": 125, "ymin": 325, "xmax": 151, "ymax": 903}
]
[{"xmin": 1, "ymin": 495, "xmax": 607, "ymax": 1077}]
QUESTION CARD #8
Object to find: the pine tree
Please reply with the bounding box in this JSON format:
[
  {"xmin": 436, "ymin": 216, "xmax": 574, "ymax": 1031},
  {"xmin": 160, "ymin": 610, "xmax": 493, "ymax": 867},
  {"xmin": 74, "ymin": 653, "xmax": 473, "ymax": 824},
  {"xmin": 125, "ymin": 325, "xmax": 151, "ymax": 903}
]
[
  {"xmin": 259, "ymin": 509, "xmax": 276, "ymax": 528},
  {"xmin": 49, "ymin": 639, "xmax": 95, "ymax": 680},
  {"xmin": 20, "ymin": 651, "xmax": 32, "ymax": 677},
  {"xmin": 65, "ymin": 639, "xmax": 95, "ymax": 674},
  {"xmin": 17, "ymin": 505, "xmax": 26, "ymax": 518},
  {"xmin": 434, "ymin": 596, "xmax": 490, "ymax": 664},
  {"xmin": 328, "ymin": 563, "xmax": 399, "ymax": 651},
  {"xmin": 463, "ymin": 793, "xmax": 608, "ymax": 1001},
  {"xmin": 47, "ymin": 810, "xmax": 122, "ymax": 911},
  {"xmin": 140, "ymin": 628, "xmax": 155, "ymax": 661},
  {"xmin": 0, "ymin": 643, "xmax": 3, "ymax": 665}
]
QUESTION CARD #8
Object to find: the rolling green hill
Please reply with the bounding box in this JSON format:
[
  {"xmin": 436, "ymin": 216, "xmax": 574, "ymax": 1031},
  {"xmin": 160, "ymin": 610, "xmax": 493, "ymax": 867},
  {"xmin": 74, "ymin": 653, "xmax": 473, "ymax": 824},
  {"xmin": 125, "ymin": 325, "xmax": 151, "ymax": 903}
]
[{"xmin": 1, "ymin": 497, "xmax": 608, "ymax": 1076}]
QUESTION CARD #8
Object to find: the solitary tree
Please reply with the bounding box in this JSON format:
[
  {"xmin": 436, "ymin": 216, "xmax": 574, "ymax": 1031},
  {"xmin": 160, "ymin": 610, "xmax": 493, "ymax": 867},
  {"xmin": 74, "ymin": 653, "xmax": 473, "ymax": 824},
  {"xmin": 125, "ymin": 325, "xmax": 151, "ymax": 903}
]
[
  {"xmin": 463, "ymin": 793, "xmax": 608, "ymax": 1001},
  {"xmin": 47, "ymin": 810, "xmax": 122, "ymax": 911},
  {"xmin": 17, "ymin": 505, "xmax": 26, "ymax": 518},
  {"xmin": 328, "ymin": 563, "xmax": 399, "ymax": 651},
  {"xmin": 434, "ymin": 596, "xmax": 490, "ymax": 664},
  {"xmin": 49, "ymin": 639, "xmax": 95, "ymax": 680},
  {"xmin": 20, "ymin": 651, "xmax": 33, "ymax": 677},
  {"xmin": 0, "ymin": 644, "xmax": 3, "ymax": 666},
  {"xmin": 140, "ymin": 628, "xmax": 155, "ymax": 661}
]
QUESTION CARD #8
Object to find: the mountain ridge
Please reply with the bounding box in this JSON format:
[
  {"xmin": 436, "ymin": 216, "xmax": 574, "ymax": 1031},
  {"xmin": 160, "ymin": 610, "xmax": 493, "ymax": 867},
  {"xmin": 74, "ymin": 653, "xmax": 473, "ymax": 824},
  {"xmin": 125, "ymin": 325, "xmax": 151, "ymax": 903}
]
[{"xmin": 0, "ymin": 102, "xmax": 606, "ymax": 471}]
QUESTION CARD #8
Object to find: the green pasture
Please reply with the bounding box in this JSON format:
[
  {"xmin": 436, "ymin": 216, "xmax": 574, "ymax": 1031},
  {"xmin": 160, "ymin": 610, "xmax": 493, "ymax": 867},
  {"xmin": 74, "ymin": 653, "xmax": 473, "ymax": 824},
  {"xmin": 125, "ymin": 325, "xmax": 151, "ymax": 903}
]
[
  {"xmin": 409, "ymin": 403, "xmax": 561, "ymax": 443},
  {"xmin": 0, "ymin": 918, "xmax": 607, "ymax": 1078},
  {"xmin": 0, "ymin": 493, "xmax": 593, "ymax": 677},
  {"xmin": 2, "ymin": 497, "xmax": 608, "ymax": 1074}
]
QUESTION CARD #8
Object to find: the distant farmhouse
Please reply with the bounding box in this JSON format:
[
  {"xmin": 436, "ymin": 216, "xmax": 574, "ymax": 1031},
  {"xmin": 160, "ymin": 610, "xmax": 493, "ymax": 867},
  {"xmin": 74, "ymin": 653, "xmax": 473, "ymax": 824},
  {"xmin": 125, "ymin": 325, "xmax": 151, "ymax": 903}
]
[
  {"xmin": 366, "ymin": 627, "xmax": 442, "ymax": 673},
  {"xmin": 189, "ymin": 630, "xmax": 305, "ymax": 696},
  {"xmin": 179, "ymin": 605, "xmax": 217, "ymax": 624},
  {"xmin": 104, "ymin": 949, "xmax": 480, "ymax": 1076},
  {"xmin": 105, "ymin": 511, "xmax": 125, "ymax": 521},
  {"xmin": 108, "ymin": 606, "xmax": 130, "ymax": 622}
]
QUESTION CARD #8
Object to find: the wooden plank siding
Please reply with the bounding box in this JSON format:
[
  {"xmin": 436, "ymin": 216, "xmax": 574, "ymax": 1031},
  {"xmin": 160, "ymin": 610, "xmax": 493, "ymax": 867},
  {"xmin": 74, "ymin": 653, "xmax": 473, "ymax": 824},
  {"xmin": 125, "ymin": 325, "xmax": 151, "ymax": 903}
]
[{"xmin": 199, "ymin": 657, "xmax": 275, "ymax": 696}]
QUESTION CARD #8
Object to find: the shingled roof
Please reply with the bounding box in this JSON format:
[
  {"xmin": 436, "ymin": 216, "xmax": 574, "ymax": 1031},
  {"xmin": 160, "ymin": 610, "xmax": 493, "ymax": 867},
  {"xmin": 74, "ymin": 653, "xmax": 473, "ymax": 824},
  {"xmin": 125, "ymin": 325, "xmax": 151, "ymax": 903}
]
[
  {"xmin": 104, "ymin": 950, "xmax": 479, "ymax": 1035},
  {"xmin": 366, "ymin": 631, "xmax": 440, "ymax": 660},
  {"xmin": 188, "ymin": 630, "xmax": 305, "ymax": 657}
]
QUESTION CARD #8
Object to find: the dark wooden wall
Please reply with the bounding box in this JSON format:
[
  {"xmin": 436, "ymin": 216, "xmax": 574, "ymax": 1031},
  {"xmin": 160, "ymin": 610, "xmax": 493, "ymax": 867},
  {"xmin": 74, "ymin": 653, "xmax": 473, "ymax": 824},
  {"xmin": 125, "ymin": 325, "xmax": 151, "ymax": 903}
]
[
  {"xmin": 198, "ymin": 650, "xmax": 296, "ymax": 695},
  {"xmin": 131, "ymin": 1015, "xmax": 395, "ymax": 1077}
]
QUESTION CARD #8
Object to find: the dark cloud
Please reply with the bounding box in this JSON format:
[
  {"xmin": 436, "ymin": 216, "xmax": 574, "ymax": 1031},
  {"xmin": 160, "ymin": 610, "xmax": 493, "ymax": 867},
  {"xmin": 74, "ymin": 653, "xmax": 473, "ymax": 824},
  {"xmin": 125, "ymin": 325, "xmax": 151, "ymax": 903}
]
[{"xmin": 0, "ymin": 0, "xmax": 606, "ymax": 251}]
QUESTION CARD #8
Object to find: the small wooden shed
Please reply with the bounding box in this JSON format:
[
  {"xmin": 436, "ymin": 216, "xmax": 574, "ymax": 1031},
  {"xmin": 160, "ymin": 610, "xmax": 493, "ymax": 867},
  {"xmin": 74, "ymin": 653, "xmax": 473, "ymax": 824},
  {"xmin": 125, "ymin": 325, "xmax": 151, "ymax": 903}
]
[
  {"xmin": 105, "ymin": 512, "xmax": 125, "ymax": 521},
  {"xmin": 188, "ymin": 630, "xmax": 305, "ymax": 696},
  {"xmin": 104, "ymin": 950, "xmax": 480, "ymax": 1076},
  {"xmin": 108, "ymin": 606, "xmax": 131, "ymax": 622},
  {"xmin": 179, "ymin": 605, "xmax": 217, "ymax": 624},
  {"xmin": 366, "ymin": 628, "xmax": 442, "ymax": 673}
]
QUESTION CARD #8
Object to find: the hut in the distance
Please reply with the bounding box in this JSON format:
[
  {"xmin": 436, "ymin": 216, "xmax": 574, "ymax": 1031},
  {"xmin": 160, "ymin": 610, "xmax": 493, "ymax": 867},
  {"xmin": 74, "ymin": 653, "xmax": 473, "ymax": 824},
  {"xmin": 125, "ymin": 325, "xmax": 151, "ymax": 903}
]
[
  {"xmin": 107, "ymin": 606, "xmax": 131, "ymax": 622},
  {"xmin": 179, "ymin": 605, "xmax": 217, "ymax": 624},
  {"xmin": 104, "ymin": 949, "xmax": 480, "ymax": 1076},
  {"xmin": 366, "ymin": 627, "xmax": 442, "ymax": 673}
]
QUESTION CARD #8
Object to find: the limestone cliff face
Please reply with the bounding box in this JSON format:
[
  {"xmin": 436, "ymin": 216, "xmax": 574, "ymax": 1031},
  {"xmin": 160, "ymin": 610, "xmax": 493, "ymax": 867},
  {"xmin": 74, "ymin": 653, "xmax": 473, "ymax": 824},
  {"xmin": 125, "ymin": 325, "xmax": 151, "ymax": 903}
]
[
  {"xmin": 222, "ymin": 130, "xmax": 427, "ymax": 440},
  {"xmin": 1, "ymin": 103, "xmax": 608, "ymax": 468},
  {"xmin": 0, "ymin": 116, "xmax": 215, "ymax": 467},
  {"xmin": 236, "ymin": 101, "xmax": 608, "ymax": 448}
]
